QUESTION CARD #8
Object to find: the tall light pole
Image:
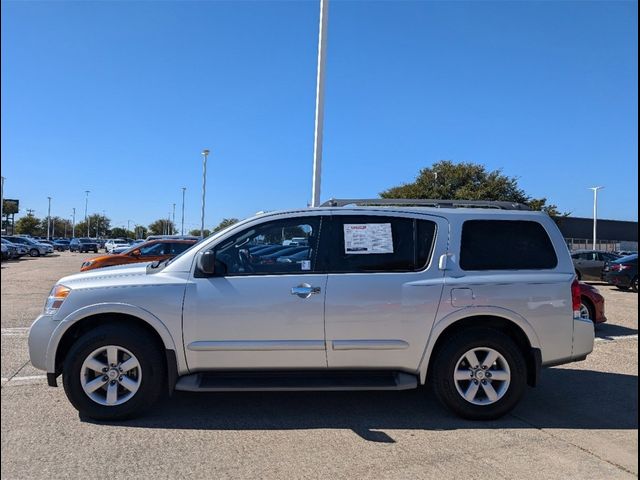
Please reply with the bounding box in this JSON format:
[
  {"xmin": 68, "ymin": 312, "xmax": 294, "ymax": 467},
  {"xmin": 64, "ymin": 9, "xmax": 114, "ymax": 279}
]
[
  {"xmin": 200, "ymin": 149, "xmax": 210, "ymax": 239},
  {"xmin": 47, "ymin": 196, "xmax": 52, "ymax": 240},
  {"xmin": 310, "ymin": 0, "xmax": 329, "ymax": 207},
  {"xmin": 84, "ymin": 190, "xmax": 90, "ymax": 237},
  {"xmin": 1, "ymin": 176, "xmax": 5, "ymax": 234},
  {"xmin": 127, "ymin": 219, "xmax": 131, "ymax": 234},
  {"xmin": 72, "ymin": 208, "xmax": 76, "ymax": 238},
  {"xmin": 589, "ymin": 186, "xmax": 604, "ymax": 250},
  {"xmin": 181, "ymin": 187, "xmax": 186, "ymax": 235},
  {"xmin": 172, "ymin": 203, "xmax": 176, "ymax": 234}
]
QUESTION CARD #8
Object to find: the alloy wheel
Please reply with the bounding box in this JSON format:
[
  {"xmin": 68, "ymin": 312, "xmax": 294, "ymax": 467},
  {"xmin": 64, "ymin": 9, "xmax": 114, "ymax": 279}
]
[{"xmin": 454, "ymin": 347, "xmax": 511, "ymax": 405}]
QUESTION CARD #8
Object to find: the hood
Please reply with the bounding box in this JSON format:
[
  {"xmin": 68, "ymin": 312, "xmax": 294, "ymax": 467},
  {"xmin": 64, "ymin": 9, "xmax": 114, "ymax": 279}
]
[{"xmin": 58, "ymin": 262, "xmax": 150, "ymax": 289}]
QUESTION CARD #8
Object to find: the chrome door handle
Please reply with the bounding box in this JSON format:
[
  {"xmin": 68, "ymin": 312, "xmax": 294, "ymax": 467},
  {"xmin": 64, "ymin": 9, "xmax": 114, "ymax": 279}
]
[{"xmin": 291, "ymin": 283, "xmax": 321, "ymax": 298}]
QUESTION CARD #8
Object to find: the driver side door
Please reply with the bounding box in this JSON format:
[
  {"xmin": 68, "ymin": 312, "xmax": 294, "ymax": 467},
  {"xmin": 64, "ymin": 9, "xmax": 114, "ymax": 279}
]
[{"xmin": 182, "ymin": 215, "xmax": 328, "ymax": 371}]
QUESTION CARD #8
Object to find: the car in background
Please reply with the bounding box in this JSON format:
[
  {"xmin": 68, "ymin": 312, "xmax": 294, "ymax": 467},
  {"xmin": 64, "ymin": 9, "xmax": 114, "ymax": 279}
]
[
  {"xmin": 145, "ymin": 234, "xmax": 200, "ymax": 241},
  {"xmin": 571, "ymin": 250, "xmax": 620, "ymax": 281},
  {"xmin": 69, "ymin": 238, "xmax": 99, "ymax": 253},
  {"xmin": 104, "ymin": 239, "xmax": 130, "ymax": 253},
  {"xmin": 578, "ymin": 282, "xmax": 607, "ymax": 324},
  {"xmin": 604, "ymin": 254, "xmax": 638, "ymax": 292},
  {"xmin": 1, "ymin": 238, "xmax": 27, "ymax": 258},
  {"xmin": 3, "ymin": 235, "xmax": 52, "ymax": 257},
  {"xmin": 80, "ymin": 238, "xmax": 197, "ymax": 271},
  {"xmin": 1, "ymin": 243, "xmax": 10, "ymax": 260},
  {"xmin": 53, "ymin": 240, "xmax": 70, "ymax": 251}
]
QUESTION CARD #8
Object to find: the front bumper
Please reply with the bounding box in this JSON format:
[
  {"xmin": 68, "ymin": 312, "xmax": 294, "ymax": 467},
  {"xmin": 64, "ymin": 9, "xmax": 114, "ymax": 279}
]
[
  {"xmin": 28, "ymin": 314, "xmax": 59, "ymax": 372},
  {"xmin": 572, "ymin": 317, "xmax": 595, "ymax": 361}
]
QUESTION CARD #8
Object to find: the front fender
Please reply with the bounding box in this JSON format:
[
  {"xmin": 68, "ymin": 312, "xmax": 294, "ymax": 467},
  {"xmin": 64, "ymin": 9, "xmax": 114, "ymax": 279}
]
[
  {"xmin": 45, "ymin": 302, "xmax": 184, "ymax": 374},
  {"xmin": 417, "ymin": 306, "xmax": 541, "ymax": 383}
]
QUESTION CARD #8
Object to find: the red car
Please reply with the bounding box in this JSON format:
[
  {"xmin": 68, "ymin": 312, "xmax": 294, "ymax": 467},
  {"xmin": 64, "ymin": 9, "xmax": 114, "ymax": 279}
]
[{"xmin": 579, "ymin": 282, "xmax": 607, "ymax": 324}]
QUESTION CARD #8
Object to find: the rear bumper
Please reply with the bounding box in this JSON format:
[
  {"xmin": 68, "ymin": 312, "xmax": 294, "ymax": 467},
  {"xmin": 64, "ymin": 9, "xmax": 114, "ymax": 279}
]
[
  {"xmin": 572, "ymin": 317, "xmax": 595, "ymax": 361},
  {"xmin": 605, "ymin": 272, "xmax": 633, "ymax": 288}
]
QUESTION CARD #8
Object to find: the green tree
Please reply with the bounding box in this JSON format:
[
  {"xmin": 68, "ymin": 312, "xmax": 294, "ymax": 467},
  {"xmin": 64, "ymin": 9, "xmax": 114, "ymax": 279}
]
[
  {"xmin": 148, "ymin": 219, "xmax": 176, "ymax": 236},
  {"xmin": 74, "ymin": 214, "xmax": 111, "ymax": 238},
  {"xmin": 189, "ymin": 228, "xmax": 211, "ymax": 237},
  {"xmin": 109, "ymin": 227, "xmax": 131, "ymax": 239},
  {"xmin": 15, "ymin": 214, "xmax": 43, "ymax": 236},
  {"xmin": 212, "ymin": 218, "xmax": 239, "ymax": 233},
  {"xmin": 380, "ymin": 160, "xmax": 562, "ymax": 216}
]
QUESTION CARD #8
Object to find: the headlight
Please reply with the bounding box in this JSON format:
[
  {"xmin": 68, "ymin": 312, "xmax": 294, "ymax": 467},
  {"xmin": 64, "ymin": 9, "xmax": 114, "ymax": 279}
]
[
  {"xmin": 82, "ymin": 261, "xmax": 94, "ymax": 267},
  {"xmin": 44, "ymin": 284, "xmax": 71, "ymax": 315}
]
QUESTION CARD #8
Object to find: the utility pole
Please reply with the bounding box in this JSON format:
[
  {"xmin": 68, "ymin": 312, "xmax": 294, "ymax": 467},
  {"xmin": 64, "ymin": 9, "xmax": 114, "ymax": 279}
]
[
  {"xmin": 172, "ymin": 203, "xmax": 176, "ymax": 232},
  {"xmin": 589, "ymin": 186, "xmax": 604, "ymax": 250},
  {"xmin": 47, "ymin": 196, "xmax": 52, "ymax": 240},
  {"xmin": 200, "ymin": 149, "xmax": 210, "ymax": 239},
  {"xmin": 84, "ymin": 190, "xmax": 90, "ymax": 237},
  {"xmin": 181, "ymin": 187, "xmax": 186, "ymax": 235},
  {"xmin": 72, "ymin": 208, "xmax": 76, "ymax": 238},
  {"xmin": 310, "ymin": 0, "xmax": 329, "ymax": 207}
]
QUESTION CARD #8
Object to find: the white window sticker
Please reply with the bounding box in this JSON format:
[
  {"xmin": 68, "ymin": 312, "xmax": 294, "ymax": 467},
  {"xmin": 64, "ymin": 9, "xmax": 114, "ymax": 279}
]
[
  {"xmin": 344, "ymin": 223, "xmax": 394, "ymax": 254},
  {"xmin": 300, "ymin": 260, "xmax": 311, "ymax": 271}
]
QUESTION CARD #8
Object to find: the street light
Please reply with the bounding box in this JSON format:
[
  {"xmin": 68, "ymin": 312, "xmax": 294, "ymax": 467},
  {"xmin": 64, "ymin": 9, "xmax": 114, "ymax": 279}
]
[
  {"xmin": 47, "ymin": 196, "xmax": 52, "ymax": 240},
  {"xmin": 181, "ymin": 187, "xmax": 186, "ymax": 236},
  {"xmin": 1, "ymin": 176, "xmax": 5, "ymax": 234},
  {"xmin": 589, "ymin": 186, "xmax": 604, "ymax": 250},
  {"xmin": 200, "ymin": 149, "xmax": 210, "ymax": 239},
  {"xmin": 72, "ymin": 208, "xmax": 76, "ymax": 238},
  {"xmin": 84, "ymin": 190, "xmax": 90, "ymax": 237},
  {"xmin": 310, "ymin": 0, "xmax": 329, "ymax": 207}
]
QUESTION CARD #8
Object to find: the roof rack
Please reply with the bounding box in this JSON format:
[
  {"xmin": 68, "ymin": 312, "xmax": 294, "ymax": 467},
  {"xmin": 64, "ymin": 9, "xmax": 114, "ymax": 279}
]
[{"xmin": 320, "ymin": 198, "xmax": 531, "ymax": 211}]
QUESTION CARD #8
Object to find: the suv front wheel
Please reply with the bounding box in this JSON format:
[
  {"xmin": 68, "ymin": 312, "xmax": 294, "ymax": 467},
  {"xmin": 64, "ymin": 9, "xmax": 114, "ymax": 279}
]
[
  {"xmin": 431, "ymin": 328, "xmax": 527, "ymax": 420},
  {"xmin": 62, "ymin": 324, "xmax": 166, "ymax": 420}
]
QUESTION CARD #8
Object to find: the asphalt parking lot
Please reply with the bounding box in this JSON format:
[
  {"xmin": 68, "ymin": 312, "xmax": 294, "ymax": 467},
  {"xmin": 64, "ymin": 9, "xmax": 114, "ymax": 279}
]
[{"xmin": 1, "ymin": 252, "xmax": 637, "ymax": 479}]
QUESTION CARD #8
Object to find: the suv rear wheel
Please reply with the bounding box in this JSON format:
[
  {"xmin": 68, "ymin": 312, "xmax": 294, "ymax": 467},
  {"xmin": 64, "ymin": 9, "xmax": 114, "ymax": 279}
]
[
  {"xmin": 431, "ymin": 328, "xmax": 527, "ymax": 420},
  {"xmin": 62, "ymin": 324, "xmax": 166, "ymax": 420},
  {"xmin": 29, "ymin": 248, "xmax": 40, "ymax": 257}
]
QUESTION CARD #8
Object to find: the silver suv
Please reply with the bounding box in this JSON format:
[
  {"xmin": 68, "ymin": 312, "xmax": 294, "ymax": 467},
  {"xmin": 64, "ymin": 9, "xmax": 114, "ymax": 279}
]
[{"xmin": 28, "ymin": 199, "xmax": 594, "ymax": 420}]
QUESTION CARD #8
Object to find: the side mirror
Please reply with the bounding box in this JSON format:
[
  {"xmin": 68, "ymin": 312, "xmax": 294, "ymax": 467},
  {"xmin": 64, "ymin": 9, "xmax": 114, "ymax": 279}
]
[{"xmin": 196, "ymin": 250, "xmax": 216, "ymax": 276}]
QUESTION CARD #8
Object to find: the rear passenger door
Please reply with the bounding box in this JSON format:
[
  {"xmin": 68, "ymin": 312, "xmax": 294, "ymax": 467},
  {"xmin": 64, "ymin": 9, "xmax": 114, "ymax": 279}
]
[{"xmin": 320, "ymin": 213, "xmax": 448, "ymax": 370}]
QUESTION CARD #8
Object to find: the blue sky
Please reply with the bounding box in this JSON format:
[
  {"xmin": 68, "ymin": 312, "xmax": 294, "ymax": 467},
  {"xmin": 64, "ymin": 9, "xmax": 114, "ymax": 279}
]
[{"xmin": 1, "ymin": 0, "xmax": 638, "ymax": 231}]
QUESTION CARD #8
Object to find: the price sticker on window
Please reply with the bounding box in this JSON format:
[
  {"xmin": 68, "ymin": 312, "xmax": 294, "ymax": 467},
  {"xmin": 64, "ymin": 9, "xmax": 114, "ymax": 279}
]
[{"xmin": 343, "ymin": 224, "xmax": 394, "ymax": 254}]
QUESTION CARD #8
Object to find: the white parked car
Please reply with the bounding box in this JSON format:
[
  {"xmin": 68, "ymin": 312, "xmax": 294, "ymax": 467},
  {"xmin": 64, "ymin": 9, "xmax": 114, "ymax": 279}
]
[
  {"xmin": 28, "ymin": 199, "xmax": 594, "ymax": 420},
  {"xmin": 104, "ymin": 239, "xmax": 130, "ymax": 254}
]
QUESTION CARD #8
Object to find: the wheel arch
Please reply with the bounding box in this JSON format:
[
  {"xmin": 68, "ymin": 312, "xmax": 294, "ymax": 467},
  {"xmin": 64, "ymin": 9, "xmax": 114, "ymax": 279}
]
[
  {"xmin": 419, "ymin": 308, "xmax": 541, "ymax": 387},
  {"xmin": 47, "ymin": 303, "xmax": 183, "ymax": 380}
]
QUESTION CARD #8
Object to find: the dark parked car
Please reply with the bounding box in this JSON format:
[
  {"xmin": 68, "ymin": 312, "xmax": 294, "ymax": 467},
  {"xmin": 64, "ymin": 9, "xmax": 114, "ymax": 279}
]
[
  {"xmin": 53, "ymin": 240, "xmax": 70, "ymax": 252},
  {"xmin": 604, "ymin": 254, "xmax": 638, "ymax": 292},
  {"xmin": 571, "ymin": 250, "xmax": 620, "ymax": 281},
  {"xmin": 578, "ymin": 282, "xmax": 607, "ymax": 324},
  {"xmin": 69, "ymin": 238, "xmax": 99, "ymax": 253}
]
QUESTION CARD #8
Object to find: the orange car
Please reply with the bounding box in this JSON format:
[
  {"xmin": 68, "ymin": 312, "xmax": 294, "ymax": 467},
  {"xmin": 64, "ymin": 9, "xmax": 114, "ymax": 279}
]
[{"xmin": 80, "ymin": 239, "xmax": 197, "ymax": 272}]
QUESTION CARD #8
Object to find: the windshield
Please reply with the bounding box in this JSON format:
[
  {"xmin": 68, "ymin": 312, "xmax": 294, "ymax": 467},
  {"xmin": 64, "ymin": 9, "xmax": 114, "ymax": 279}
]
[
  {"xmin": 615, "ymin": 254, "xmax": 638, "ymax": 263},
  {"xmin": 79, "ymin": 238, "xmax": 93, "ymax": 243}
]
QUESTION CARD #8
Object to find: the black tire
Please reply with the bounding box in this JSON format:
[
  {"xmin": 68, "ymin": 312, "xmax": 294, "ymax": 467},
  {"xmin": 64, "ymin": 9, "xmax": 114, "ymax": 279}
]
[
  {"xmin": 62, "ymin": 324, "xmax": 166, "ymax": 420},
  {"xmin": 616, "ymin": 285, "xmax": 629, "ymax": 291},
  {"xmin": 431, "ymin": 328, "xmax": 527, "ymax": 420},
  {"xmin": 575, "ymin": 270, "xmax": 582, "ymax": 281},
  {"xmin": 94, "ymin": 249, "xmax": 98, "ymax": 253},
  {"xmin": 631, "ymin": 277, "xmax": 638, "ymax": 293},
  {"xmin": 29, "ymin": 248, "xmax": 40, "ymax": 257}
]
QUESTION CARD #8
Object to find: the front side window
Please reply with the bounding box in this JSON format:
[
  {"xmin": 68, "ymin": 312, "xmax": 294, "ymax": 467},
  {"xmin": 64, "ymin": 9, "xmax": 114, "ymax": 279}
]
[
  {"xmin": 319, "ymin": 216, "xmax": 437, "ymax": 273},
  {"xmin": 460, "ymin": 220, "xmax": 558, "ymax": 271},
  {"xmin": 214, "ymin": 217, "xmax": 321, "ymax": 275},
  {"xmin": 139, "ymin": 243, "xmax": 167, "ymax": 256}
]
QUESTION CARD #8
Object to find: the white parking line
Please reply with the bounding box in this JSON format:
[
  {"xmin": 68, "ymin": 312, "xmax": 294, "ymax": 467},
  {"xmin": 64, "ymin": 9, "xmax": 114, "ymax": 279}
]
[
  {"xmin": 1, "ymin": 327, "xmax": 30, "ymax": 337},
  {"xmin": 595, "ymin": 334, "xmax": 638, "ymax": 342},
  {"xmin": 1, "ymin": 374, "xmax": 47, "ymax": 386}
]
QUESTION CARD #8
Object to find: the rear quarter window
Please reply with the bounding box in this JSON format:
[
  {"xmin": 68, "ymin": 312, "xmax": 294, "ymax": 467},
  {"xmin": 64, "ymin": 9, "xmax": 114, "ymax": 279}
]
[{"xmin": 460, "ymin": 220, "xmax": 558, "ymax": 271}]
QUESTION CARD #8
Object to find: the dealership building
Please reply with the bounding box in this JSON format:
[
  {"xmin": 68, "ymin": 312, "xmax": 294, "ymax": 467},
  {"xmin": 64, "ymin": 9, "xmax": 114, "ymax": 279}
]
[{"xmin": 556, "ymin": 216, "xmax": 638, "ymax": 252}]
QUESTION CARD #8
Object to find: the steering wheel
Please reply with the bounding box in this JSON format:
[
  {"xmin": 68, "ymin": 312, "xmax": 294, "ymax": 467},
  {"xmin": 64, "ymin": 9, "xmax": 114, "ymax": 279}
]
[{"xmin": 238, "ymin": 248, "xmax": 254, "ymax": 273}]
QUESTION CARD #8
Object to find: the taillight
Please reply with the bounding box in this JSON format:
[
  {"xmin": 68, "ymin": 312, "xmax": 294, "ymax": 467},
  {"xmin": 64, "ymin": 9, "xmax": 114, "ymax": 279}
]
[
  {"xmin": 611, "ymin": 264, "xmax": 630, "ymax": 271},
  {"xmin": 571, "ymin": 279, "xmax": 581, "ymax": 319}
]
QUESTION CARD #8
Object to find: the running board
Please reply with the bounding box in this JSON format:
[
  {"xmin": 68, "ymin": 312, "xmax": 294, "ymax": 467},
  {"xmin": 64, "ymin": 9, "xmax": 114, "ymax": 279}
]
[{"xmin": 174, "ymin": 371, "xmax": 418, "ymax": 392}]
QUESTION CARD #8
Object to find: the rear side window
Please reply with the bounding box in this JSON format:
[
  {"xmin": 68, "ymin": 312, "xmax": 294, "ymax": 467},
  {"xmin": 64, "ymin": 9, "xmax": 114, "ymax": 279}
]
[
  {"xmin": 460, "ymin": 220, "xmax": 557, "ymax": 270},
  {"xmin": 321, "ymin": 216, "xmax": 437, "ymax": 273}
]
